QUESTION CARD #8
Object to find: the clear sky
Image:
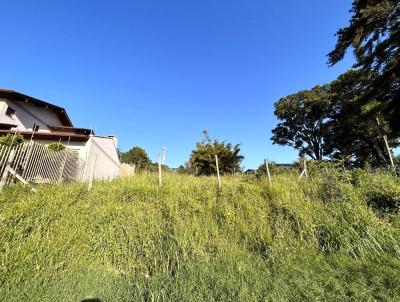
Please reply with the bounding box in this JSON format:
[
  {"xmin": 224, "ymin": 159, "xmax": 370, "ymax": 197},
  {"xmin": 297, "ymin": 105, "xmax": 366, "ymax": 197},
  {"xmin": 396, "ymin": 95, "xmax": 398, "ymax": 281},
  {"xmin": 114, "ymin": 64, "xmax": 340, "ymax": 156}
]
[{"xmin": 1, "ymin": 0, "xmax": 355, "ymax": 169}]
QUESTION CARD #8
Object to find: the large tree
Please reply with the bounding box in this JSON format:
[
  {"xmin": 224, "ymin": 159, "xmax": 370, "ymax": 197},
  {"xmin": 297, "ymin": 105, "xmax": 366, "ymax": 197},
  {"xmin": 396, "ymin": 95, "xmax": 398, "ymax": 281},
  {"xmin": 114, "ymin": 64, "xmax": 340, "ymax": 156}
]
[
  {"xmin": 325, "ymin": 69, "xmax": 398, "ymax": 167},
  {"xmin": 120, "ymin": 146, "xmax": 152, "ymax": 171},
  {"xmin": 189, "ymin": 131, "xmax": 244, "ymax": 175},
  {"xmin": 271, "ymin": 85, "xmax": 331, "ymax": 160},
  {"xmin": 328, "ymin": 0, "xmax": 400, "ymax": 132},
  {"xmin": 271, "ymin": 70, "xmax": 397, "ymax": 167}
]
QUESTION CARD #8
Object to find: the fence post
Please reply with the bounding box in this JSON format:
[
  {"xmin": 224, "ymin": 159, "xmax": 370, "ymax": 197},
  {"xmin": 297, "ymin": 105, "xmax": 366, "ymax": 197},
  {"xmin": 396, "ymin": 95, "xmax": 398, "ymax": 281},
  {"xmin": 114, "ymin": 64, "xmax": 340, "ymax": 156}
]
[
  {"xmin": 299, "ymin": 160, "xmax": 308, "ymax": 179},
  {"xmin": 133, "ymin": 163, "xmax": 136, "ymax": 176},
  {"xmin": 215, "ymin": 155, "xmax": 221, "ymax": 188},
  {"xmin": 158, "ymin": 154, "xmax": 162, "ymax": 188},
  {"xmin": 0, "ymin": 150, "xmax": 16, "ymax": 190},
  {"xmin": 304, "ymin": 160, "xmax": 308, "ymax": 178},
  {"xmin": 265, "ymin": 159, "xmax": 271, "ymax": 185}
]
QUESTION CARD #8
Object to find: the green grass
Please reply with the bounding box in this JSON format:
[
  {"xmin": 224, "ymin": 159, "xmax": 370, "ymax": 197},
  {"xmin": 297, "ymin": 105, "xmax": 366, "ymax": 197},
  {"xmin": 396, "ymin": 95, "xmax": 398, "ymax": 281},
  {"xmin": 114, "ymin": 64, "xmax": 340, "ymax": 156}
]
[{"xmin": 1, "ymin": 171, "xmax": 400, "ymax": 301}]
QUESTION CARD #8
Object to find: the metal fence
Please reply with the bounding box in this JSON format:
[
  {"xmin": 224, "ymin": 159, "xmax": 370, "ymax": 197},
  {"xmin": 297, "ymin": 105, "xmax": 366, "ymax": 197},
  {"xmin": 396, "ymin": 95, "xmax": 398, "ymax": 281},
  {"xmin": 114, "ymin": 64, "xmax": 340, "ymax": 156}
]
[{"xmin": 0, "ymin": 141, "xmax": 85, "ymax": 188}]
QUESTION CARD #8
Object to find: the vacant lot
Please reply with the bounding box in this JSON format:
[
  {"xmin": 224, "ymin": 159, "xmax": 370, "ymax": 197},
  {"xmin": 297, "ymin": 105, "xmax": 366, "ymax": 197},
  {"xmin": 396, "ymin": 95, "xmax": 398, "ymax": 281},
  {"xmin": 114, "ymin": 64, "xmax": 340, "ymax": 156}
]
[{"xmin": 1, "ymin": 171, "xmax": 400, "ymax": 301}]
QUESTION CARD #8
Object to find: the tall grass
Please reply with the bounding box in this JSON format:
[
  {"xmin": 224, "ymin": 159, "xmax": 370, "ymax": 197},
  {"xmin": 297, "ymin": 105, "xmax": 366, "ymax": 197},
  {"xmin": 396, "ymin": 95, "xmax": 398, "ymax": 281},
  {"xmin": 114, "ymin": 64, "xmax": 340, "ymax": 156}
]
[{"xmin": 0, "ymin": 171, "xmax": 399, "ymax": 301}]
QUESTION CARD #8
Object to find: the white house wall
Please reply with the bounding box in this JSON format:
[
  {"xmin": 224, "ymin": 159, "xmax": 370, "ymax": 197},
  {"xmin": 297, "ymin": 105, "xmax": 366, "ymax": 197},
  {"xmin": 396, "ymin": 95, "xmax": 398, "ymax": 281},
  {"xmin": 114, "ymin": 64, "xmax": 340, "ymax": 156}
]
[
  {"xmin": 0, "ymin": 100, "xmax": 7, "ymax": 114},
  {"xmin": 1, "ymin": 99, "xmax": 63, "ymax": 131},
  {"xmin": 83, "ymin": 136, "xmax": 120, "ymax": 182}
]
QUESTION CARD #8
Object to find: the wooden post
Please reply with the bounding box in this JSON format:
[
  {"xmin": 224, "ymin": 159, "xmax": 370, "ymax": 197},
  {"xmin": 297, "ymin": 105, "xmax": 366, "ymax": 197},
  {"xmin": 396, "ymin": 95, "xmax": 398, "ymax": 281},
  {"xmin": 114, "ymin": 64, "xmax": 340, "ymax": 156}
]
[
  {"xmin": 132, "ymin": 163, "xmax": 136, "ymax": 176},
  {"xmin": 376, "ymin": 117, "xmax": 395, "ymax": 171},
  {"xmin": 265, "ymin": 159, "xmax": 271, "ymax": 185},
  {"xmin": 158, "ymin": 154, "xmax": 162, "ymax": 188},
  {"xmin": 215, "ymin": 155, "xmax": 221, "ymax": 188},
  {"xmin": 304, "ymin": 160, "xmax": 308, "ymax": 178},
  {"xmin": 88, "ymin": 154, "xmax": 97, "ymax": 190},
  {"xmin": 0, "ymin": 150, "xmax": 15, "ymax": 190},
  {"xmin": 299, "ymin": 160, "xmax": 308, "ymax": 179}
]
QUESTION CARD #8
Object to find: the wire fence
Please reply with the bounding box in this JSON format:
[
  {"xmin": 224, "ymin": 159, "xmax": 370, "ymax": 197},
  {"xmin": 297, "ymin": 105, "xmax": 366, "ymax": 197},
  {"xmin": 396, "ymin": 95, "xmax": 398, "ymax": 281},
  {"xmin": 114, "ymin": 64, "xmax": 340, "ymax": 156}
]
[{"xmin": 0, "ymin": 141, "xmax": 85, "ymax": 188}]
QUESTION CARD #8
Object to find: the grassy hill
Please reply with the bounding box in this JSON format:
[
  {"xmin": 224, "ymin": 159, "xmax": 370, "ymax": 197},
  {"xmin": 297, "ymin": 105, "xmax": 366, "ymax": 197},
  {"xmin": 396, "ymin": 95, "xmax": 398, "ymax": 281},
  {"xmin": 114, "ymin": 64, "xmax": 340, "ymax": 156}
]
[{"xmin": 1, "ymin": 171, "xmax": 400, "ymax": 301}]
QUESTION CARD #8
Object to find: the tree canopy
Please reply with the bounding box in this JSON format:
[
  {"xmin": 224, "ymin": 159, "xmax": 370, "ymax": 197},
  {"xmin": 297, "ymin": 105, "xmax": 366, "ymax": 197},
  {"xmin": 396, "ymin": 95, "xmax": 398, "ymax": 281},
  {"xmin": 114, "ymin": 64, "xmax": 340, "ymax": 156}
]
[
  {"xmin": 271, "ymin": 85, "xmax": 331, "ymax": 160},
  {"xmin": 189, "ymin": 131, "xmax": 244, "ymax": 175},
  {"xmin": 119, "ymin": 146, "xmax": 152, "ymax": 171},
  {"xmin": 326, "ymin": 69, "xmax": 398, "ymax": 167},
  {"xmin": 328, "ymin": 0, "xmax": 400, "ymax": 132},
  {"xmin": 271, "ymin": 70, "xmax": 398, "ymax": 167}
]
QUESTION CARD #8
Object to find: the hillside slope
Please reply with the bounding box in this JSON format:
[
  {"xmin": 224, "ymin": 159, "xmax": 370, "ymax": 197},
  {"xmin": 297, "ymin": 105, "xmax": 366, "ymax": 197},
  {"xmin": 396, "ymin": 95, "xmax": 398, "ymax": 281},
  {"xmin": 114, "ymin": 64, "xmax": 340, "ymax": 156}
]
[{"xmin": 1, "ymin": 172, "xmax": 400, "ymax": 301}]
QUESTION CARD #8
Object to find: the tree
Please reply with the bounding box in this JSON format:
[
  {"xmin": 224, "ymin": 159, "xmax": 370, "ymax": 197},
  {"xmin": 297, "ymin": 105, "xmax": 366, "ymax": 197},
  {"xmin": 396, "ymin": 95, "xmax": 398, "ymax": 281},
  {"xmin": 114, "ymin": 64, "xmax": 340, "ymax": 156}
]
[
  {"xmin": 395, "ymin": 155, "xmax": 400, "ymax": 168},
  {"xmin": 325, "ymin": 69, "xmax": 398, "ymax": 167},
  {"xmin": 176, "ymin": 163, "xmax": 195, "ymax": 175},
  {"xmin": 328, "ymin": 0, "xmax": 400, "ymax": 133},
  {"xmin": 189, "ymin": 131, "xmax": 244, "ymax": 175},
  {"xmin": 271, "ymin": 70, "xmax": 398, "ymax": 167},
  {"xmin": 271, "ymin": 85, "xmax": 331, "ymax": 160},
  {"xmin": 120, "ymin": 147, "xmax": 152, "ymax": 171}
]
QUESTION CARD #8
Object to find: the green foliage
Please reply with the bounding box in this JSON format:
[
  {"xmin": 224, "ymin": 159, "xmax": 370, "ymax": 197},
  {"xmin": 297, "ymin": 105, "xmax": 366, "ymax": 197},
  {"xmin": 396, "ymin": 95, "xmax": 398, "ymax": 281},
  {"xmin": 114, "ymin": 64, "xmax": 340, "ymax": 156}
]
[
  {"xmin": 328, "ymin": 0, "xmax": 400, "ymax": 133},
  {"xmin": 274, "ymin": 0, "xmax": 400, "ymax": 166},
  {"xmin": 354, "ymin": 171, "xmax": 400, "ymax": 213},
  {"xmin": 1, "ymin": 172, "xmax": 400, "ymax": 301},
  {"xmin": 149, "ymin": 162, "xmax": 170, "ymax": 173},
  {"xmin": 271, "ymin": 85, "xmax": 331, "ymax": 160},
  {"xmin": 395, "ymin": 155, "xmax": 400, "ymax": 168},
  {"xmin": 47, "ymin": 142, "xmax": 65, "ymax": 152},
  {"xmin": 0, "ymin": 133, "xmax": 24, "ymax": 146},
  {"xmin": 326, "ymin": 69, "xmax": 398, "ymax": 167},
  {"xmin": 175, "ymin": 164, "xmax": 194, "ymax": 175},
  {"xmin": 256, "ymin": 161, "xmax": 294, "ymax": 176},
  {"xmin": 119, "ymin": 146, "xmax": 152, "ymax": 171},
  {"xmin": 189, "ymin": 131, "xmax": 244, "ymax": 175},
  {"xmin": 271, "ymin": 69, "xmax": 398, "ymax": 168}
]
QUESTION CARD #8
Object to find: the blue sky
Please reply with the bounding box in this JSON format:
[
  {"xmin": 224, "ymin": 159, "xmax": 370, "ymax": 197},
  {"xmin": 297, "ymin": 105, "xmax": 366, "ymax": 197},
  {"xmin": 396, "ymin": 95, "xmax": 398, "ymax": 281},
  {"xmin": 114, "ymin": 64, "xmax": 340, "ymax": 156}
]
[{"xmin": 1, "ymin": 0, "xmax": 355, "ymax": 168}]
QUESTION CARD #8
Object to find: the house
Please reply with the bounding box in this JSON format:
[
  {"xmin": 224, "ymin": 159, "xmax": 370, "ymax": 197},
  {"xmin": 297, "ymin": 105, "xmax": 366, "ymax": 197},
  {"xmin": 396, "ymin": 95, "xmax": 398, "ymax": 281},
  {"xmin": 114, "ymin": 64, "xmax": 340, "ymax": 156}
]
[{"xmin": 0, "ymin": 89, "xmax": 120, "ymax": 181}]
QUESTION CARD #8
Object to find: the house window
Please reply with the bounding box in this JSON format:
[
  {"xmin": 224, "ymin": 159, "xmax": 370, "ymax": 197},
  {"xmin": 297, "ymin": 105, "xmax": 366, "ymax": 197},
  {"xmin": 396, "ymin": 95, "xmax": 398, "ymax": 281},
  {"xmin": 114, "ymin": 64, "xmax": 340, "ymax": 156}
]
[{"xmin": 5, "ymin": 106, "xmax": 16, "ymax": 118}]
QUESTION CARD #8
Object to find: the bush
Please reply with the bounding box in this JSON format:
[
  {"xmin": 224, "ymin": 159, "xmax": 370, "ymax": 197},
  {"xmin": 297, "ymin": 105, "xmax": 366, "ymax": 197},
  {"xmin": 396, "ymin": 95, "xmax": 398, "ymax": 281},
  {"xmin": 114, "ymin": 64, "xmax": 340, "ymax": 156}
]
[
  {"xmin": 47, "ymin": 142, "xmax": 65, "ymax": 152},
  {"xmin": 0, "ymin": 133, "xmax": 24, "ymax": 146},
  {"xmin": 356, "ymin": 172, "xmax": 400, "ymax": 213}
]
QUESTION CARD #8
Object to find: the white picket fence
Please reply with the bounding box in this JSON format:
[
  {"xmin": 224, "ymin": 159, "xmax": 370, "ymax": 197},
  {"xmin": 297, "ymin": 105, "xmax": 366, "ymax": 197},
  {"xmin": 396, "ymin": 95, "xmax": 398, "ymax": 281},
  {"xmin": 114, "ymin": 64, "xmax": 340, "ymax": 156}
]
[{"xmin": 0, "ymin": 141, "xmax": 85, "ymax": 188}]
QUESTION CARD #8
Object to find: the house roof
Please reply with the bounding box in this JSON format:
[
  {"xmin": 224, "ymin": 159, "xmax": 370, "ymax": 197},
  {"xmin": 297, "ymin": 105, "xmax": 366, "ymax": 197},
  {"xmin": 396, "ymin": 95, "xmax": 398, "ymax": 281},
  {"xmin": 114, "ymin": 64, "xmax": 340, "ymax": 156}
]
[
  {"xmin": 0, "ymin": 130, "xmax": 90, "ymax": 142},
  {"xmin": 0, "ymin": 89, "xmax": 73, "ymax": 127},
  {"xmin": 48, "ymin": 125, "xmax": 94, "ymax": 135}
]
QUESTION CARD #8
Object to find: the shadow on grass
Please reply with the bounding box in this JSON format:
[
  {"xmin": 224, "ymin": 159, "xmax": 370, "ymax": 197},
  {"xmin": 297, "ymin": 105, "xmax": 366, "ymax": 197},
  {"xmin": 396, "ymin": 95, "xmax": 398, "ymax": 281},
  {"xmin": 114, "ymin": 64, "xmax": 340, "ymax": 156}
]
[{"xmin": 81, "ymin": 299, "xmax": 102, "ymax": 302}]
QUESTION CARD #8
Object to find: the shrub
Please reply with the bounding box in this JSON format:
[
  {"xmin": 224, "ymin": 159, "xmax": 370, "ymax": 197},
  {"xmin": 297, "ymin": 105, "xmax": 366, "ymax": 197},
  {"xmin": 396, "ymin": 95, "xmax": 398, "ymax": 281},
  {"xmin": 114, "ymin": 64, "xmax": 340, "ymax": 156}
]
[
  {"xmin": 0, "ymin": 133, "xmax": 24, "ymax": 146},
  {"xmin": 47, "ymin": 142, "xmax": 66, "ymax": 152},
  {"xmin": 357, "ymin": 173, "xmax": 400, "ymax": 213}
]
